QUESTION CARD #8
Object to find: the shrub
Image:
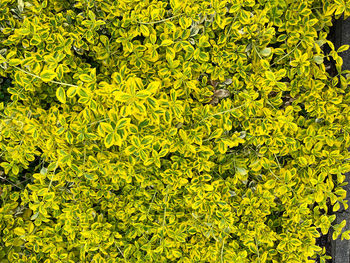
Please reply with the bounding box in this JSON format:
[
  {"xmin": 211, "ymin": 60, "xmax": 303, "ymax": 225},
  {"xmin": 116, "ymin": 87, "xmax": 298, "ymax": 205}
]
[{"xmin": 0, "ymin": 0, "xmax": 350, "ymax": 262}]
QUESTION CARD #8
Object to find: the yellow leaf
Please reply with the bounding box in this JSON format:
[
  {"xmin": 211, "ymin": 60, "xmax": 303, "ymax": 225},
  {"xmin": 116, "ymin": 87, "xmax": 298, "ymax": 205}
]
[
  {"xmin": 179, "ymin": 16, "xmax": 192, "ymax": 29},
  {"xmin": 66, "ymin": 86, "xmax": 77, "ymax": 98},
  {"xmin": 140, "ymin": 24, "xmax": 150, "ymax": 37},
  {"xmin": 27, "ymin": 222, "xmax": 34, "ymax": 234},
  {"xmin": 56, "ymin": 87, "xmax": 66, "ymax": 104},
  {"xmin": 160, "ymin": 39, "xmax": 173, "ymax": 46},
  {"xmin": 14, "ymin": 227, "xmax": 25, "ymax": 236},
  {"xmin": 104, "ymin": 133, "xmax": 114, "ymax": 148},
  {"xmin": 79, "ymin": 74, "xmax": 93, "ymax": 82},
  {"xmin": 146, "ymin": 81, "xmax": 161, "ymax": 94},
  {"xmin": 337, "ymin": 45, "xmax": 349, "ymax": 53},
  {"xmin": 114, "ymin": 91, "xmax": 132, "ymax": 102},
  {"xmin": 264, "ymin": 180, "xmax": 275, "ymax": 189}
]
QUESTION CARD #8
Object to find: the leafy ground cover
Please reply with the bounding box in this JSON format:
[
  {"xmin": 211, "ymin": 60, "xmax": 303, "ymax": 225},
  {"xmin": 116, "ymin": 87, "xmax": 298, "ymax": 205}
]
[{"xmin": 0, "ymin": 0, "xmax": 350, "ymax": 262}]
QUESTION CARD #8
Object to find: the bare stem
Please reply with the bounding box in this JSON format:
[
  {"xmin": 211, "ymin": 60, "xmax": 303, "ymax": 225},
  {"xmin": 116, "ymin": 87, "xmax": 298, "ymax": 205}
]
[
  {"xmin": 88, "ymin": 118, "xmax": 111, "ymax": 127},
  {"xmin": 199, "ymin": 104, "xmax": 245, "ymax": 123},
  {"xmin": 271, "ymin": 41, "xmax": 302, "ymax": 67},
  {"xmin": 13, "ymin": 66, "xmax": 78, "ymax": 88},
  {"xmin": 138, "ymin": 14, "xmax": 182, "ymax": 25},
  {"xmin": 254, "ymin": 233, "xmax": 261, "ymax": 263},
  {"xmin": 116, "ymin": 245, "xmax": 127, "ymax": 263},
  {"xmin": 220, "ymin": 238, "xmax": 225, "ymax": 263},
  {"xmin": 161, "ymin": 187, "xmax": 170, "ymax": 247}
]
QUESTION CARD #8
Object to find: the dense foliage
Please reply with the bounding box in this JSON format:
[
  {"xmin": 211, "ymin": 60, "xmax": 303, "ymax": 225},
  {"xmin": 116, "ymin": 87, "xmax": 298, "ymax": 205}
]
[{"xmin": 1, "ymin": 0, "xmax": 350, "ymax": 262}]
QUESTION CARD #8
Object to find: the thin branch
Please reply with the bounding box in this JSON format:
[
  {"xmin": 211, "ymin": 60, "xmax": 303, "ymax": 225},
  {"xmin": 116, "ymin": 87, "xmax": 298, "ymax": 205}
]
[
  {"xmin": 138, "ymin": 14, "xmax": 182, "ymax": 25},
  {"xmin": 270, "ymin": 41, "xmax": 302, "ymax": 67},
  {"xmin": 48, "ymin": 162, "xmax": 58, "ymax": 191},
  {"xmin": 199, "ymin": 104, "xmax": 245, "ymax": 123},
  {"xmin": 147, "ymin": 191, "xmax": 157, "ymax": 215},
  {"xmin": 160, "ymin": 186, "xmax": 170, "ymax": 247},
  {"xmin": 0, "ymin": 176, "xmax": 23, "ymax": 190},
  {"xmin": 254, "ymin": 233, "xmax": 261, "ymax": 263},
  {"xmin": 116, "ymin": 245, "xmax": 127, "ymax": 263},
  {"xmin": 83, "ymin": 141, "xmax": 87, "ymax": 175},
  {"xmin": 226, "ymin": 14, "xmax": 238, "ymax": 37},
  {"xmin": 220, "ymin": 238, "xmax": 225, "ymax": 263},
  {"xmin": 274, "ymin": 153, "xmax": 281, "ymax": 169},
  {"xmin": 13, "ymin": 66, "xmax": 78, "ymax": 88},
  {"xmin": 253, "ymin": 44, "xmax": 263, "ymax": 60},
  {"xmin": 88, "ymin": 118, "xmax": 110, "ymax": 127}
]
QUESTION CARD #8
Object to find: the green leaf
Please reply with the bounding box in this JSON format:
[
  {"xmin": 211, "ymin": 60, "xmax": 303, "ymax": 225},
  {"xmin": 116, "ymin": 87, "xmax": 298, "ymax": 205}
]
[
  {"xmin": 84, "ymin": 173, "xmax": 97, "ymax": 180},
  {"xmin": 136, "ymin": 90, "xmax": 151, "ymax": 99},
  {"xmin": 115, "ymin": 91, "xmax": 132, "ymax": 102},
  {"xmin": 199, "ymin": 52, "xmax": 209, "ymax": 61},
  {"xmin": 192, "ymin": 200, "xmax": 202, "ymax": 209},
  {"xmin": 182, "ymin": 42, "xmax": 195, "ymax": 54},
  {"xmin": 56, "ymin": 64, "xmax": 64, "ymax": 80},
  {"xmin": 100, "ymin": 122, "xmax": 114, "ymax": 133},
  {"xmin": 179, "ymin": 17, "xmax": 192, "ymax": 29},
  {"xmin": 337, "ymin": 45, "xmax": 349, "ymax": 53},
  {"xmin": 146, "ymin": 81, "xmax": 161, "ymax": 94},
  {"xmin": 342, "ymin": 230, "xmax": 350, "ymax": 240},
  {"xmin": 172, "ymin": 250, "xmax": 182, "ymax": 258},
  {"xmin": 9, "ymin": 59, "xmax": 22, "ymax": 66},
  {"xmin": 298, "ymin": 157, "xmax": 308, "ymax": 167},
  {"xmin": 66, "ymin": 86, "xmax": 77, "ymax": 98},
  {"xmin": 78, "ymin": 88, "xmax": 89, "ymax": 98},
  {"xmin": 104, "ymin": 133, "xmax": 114, "ymax": 148},
  {"xmin": 161, "ymin": 39, "xmax": 173, "ymax": 46},
  {"xmin": 125, "ymin": 41, "xmax": 133, "ymax": 52},
  {"xmin": 56, "ymin": 87, "xmax": 66, "ymax": 104},
  {"xmin": 247, "ymin": 242, "xmax": 258, "ymax": 254},
  {"xmin": 140, "ymin": 24, "xmax": 150, "ymax": 37},
  {"xmin": 66, "ymin": 130, "xmax": 73, "ymax": 144},
  {"xmin": 115, "ymin": 118, "xmax": 130, "ymax": 130},
  {"xmin": 40, "ymin": 70, "xmax": 57, "ymax": 82},
  {"xmin": 265, "ymin": 71, "xmax": 275, "ymax": 81},
  {"xmin": 264, "ymin": 180, "xmax": 276, "ymax": 189},
  {"xmin": 79, "ymin": 74, "xmax": 93, "ymax": 82},
  {"xmin": 236, "ymin": 167, "xmax": 247, "ymax": 176}
]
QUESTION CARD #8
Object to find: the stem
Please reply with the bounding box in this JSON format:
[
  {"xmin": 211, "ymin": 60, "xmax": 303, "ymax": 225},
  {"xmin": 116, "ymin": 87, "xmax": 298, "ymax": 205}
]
[
  {"xmin": 116, "ymin": 245, "xmax": 127, "ymax": 263},
  {"xmin": 274, "ymin": 153, "xmax": 281, "ymax": 169},
  {"xmin": 253, "ymin": 43, "xmax": 263, "ymax": 60},
  {"xmin": 199, "ymin": 104, "xmax": 245, "ymax": 123},
  {"xmin": 48, "ymin": 162, "xmax": 58, "ymax": 191},
  {"xmin": 0, "ymin": 176, "xmax": 23, "ymax": 190},
  {"xmin": 13, "ymin": 66, "xmax": 78, "ymax": 88},
  {"xmin": 161, "ymin": 186, "xmax": 170, "ymax": 247},
  {"xmin": 83, "ymin": 141, "xmax": 86, "ymax": 174},
  {"xmin": 88, "ymin": 118, "xmax": 111, "ymax": 127},
  {"xmin": 220, "ymin": 238, "xmax": 225, "ymax": 263},
  {"xmin": 147, "ymin": 191, "xmax": 157, "ymax": 215},
  {"xmin": 271, "ymin": 41, "xmax": 302, "ymax": 67},
  {"xmin": 226, "ymin": 14, "xmax": 238, "ymax": 37},
  {"xmin": 254, "ymin": 233, "xmax": 261, "ymax": 263},
  {"xmin": 138, "ymin": 14, "xmax": 182, "ymax": 25}
]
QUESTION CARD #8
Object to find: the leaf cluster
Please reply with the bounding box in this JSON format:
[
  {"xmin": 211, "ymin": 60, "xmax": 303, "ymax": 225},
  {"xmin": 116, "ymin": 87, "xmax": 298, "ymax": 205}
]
[{"xmin": 0, "ymin": 0, "xmax": 350, "ymax": 262}]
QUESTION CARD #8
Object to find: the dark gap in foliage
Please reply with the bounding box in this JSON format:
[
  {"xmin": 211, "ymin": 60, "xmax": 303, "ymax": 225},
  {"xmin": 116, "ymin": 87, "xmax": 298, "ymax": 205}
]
[
  {"xmin": 323, "ymin": 18, "xmax": 338, "ymax": 78},
  {"xmin": 19, "ymin": 153, "xmax": 43, "ymax": 187},
  {"xmin": 314, "ymin": 16, "xmax": 343, "ymax": 263},
  {"xmin": 0, "ymin": 77, "xmax": 13, "ymax": 104},
  {"xmin": 0, "ymin": 153, "xmax": 42, "ymax": 216}
]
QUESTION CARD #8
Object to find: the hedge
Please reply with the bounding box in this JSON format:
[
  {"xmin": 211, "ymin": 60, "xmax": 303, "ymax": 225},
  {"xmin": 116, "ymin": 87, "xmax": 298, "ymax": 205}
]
[{"xmin": 0, "ymin": 0, "xmax": 350, "ymax": 262}]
